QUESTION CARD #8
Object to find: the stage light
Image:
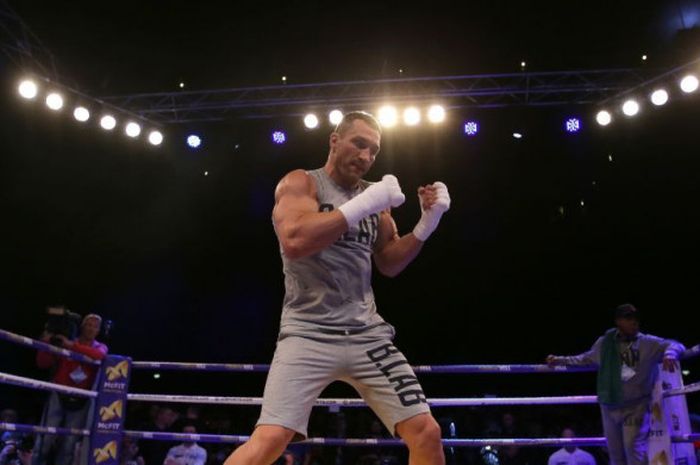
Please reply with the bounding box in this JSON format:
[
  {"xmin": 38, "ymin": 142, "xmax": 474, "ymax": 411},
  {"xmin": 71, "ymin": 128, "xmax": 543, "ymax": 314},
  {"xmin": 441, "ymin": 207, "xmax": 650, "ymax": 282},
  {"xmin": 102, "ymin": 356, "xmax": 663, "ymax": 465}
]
[
  {"xmin": 622, "ymin": 99, "xmax": 639, "ymax": 116},
  {"xmin": 427, "ymin": 105, "xmax": 446, "ymax": 123},
  {"xmin": 125, "ymin": 122, "xmax": 141, "ymax": 138},
  {"xmin": 650, "ymin": 89, "xmax": 668, "ymax": 106},
  {"xmin": 329, "ymin": 110, "xmax": 343, "ymax": 126},
  {"xmin": 464, "ymin": 121, "xmax": 479, "ymax": 136},
  {"xmin": 18, "ymin": 80, "xmax": 38, "ymax": 99},
  {"xmin": 187, "ymin": 134, "xmax": 202, "ymax": 148},
  {"xmin": 148, "ymin": 130, "xmax": 164, "ymax": 146},
  {"xmin": 680, "ymin": 75, "xmax": 699, "ymax": 93},
  {"xmin": 377, "ymin": 105, "xmax": 398, "ymax": 128},
  {"xmin": 512, "ymin": 132, "xmax": 523, "ymax": 139},
  {"xmin": 45, "ymin": 92, "xmax": 64, "ymax": 111},
  {"xmin": 272, "ymin": 131, "xmax": 286, "ymax": 144},
  {"xmin": 100, "ymin": 115, "xmax": 116, "ymax": 130},
  {"xmin": 73, "ymin": 107, "xmax": 90, "ymax": 122},
  {"xmin": 565, "ymin": 118, "xmax": 581, "ymax": 133},
  {"xmin": 596, "ymin": 110, "xmax": 612, "ymax": 126},
  {"xmin": 403, "ymin": 107, "xmax": 420, "ymax": 126},
  {"xmin": 303, "ymin": 113, "xmax": 319, "ymax": 129}
]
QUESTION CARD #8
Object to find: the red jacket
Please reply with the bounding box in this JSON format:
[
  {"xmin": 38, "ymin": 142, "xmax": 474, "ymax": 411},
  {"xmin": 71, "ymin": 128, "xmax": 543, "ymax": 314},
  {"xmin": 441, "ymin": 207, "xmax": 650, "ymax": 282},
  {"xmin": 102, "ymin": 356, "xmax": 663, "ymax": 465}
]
[{"xmin": 36, "ymin": 340, "xmax": 108, "ymax": 390}]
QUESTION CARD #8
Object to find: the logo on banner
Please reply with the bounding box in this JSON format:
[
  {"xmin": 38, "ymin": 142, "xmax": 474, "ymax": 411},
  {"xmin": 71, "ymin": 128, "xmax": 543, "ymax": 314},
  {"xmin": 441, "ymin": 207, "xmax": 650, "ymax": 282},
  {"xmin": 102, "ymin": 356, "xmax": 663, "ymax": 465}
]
[
  {"xmin": 106, "ymin": 361, "xmax": 129, "ymax": 381},
  {"xmin": 93, "ymin": 440, "xmax": 118, "ymax": 464},
  {"xmin": 99, "ymin": 400, "xmax": 123, "ymax": 422},
  {"xmin": 104, "ymin": 360, "xmax": 129, "ymax": 390}
]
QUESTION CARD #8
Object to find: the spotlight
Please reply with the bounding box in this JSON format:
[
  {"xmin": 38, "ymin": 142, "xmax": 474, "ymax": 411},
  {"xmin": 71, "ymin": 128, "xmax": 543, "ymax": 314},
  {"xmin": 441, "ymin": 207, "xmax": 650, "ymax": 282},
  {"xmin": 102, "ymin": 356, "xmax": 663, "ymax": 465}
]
[
  {"xmin": 680, "ymin": 75, "xmax": 699, "ymax": 93},
  {"xmin": 18, "ymin": 80, "xmax": 38, "ymax": 99},
  {"xmin": 73, "ymin": 107, "xmax": 90, "ymax": 122},
  {"xmin": 622, "ymin": 99, "xmax": 639, "ymax": 116},
  {"xmin": 427, "ymin": 105, "xmax": 446, "ymax": 123},
  {"xmin": 148, "ymin": 130, "xmax": 164, "ymax": 146},
  {"xmin": 45, "ymin": 93, "xmax": 64, "ymax": 111},
  {"xmin": 377, "ymin": 105, "xmax": 398, "ymax": 128},
  {"xmin": 596, "ymin": 110, "xmax": 612, "ymax": 126},
  {"xmin": 125, "ymin": 122, "xmax": 141, "ymax": 138},
  {"xmin": 512, "ymin": 132, "xmax": 523, "ymax": 139},
  {"xmin": 303, "ymin": 113, "xmax": 319, "ymax": 129},
  {"xmin": 650, "ymin": 89, "xmax": 668, "ymax": 106},
  {"xmin": 463, "ymin": 121, "xmax": 479, "ymax": 136},
  {"xmin": 329, "ymin": 110, "xmax": 343, "ymax": 126},
  {"xmin": 565, "ymin": 117, "xmax": 581, "ymax": 133},
  {"xmin": 187, "ymin": 134, "xmax": 202, "ymax": 148},
  {"xmin": 403, "ymin": 107, "xmax": 421, "ymax": 126},
  {"xmin": 100, "ymin": 115, "xmax": 117, "ymax": 130},
  {"xmin": 272, "ymin": 131, "xmax": 286, "ymax": 144}
]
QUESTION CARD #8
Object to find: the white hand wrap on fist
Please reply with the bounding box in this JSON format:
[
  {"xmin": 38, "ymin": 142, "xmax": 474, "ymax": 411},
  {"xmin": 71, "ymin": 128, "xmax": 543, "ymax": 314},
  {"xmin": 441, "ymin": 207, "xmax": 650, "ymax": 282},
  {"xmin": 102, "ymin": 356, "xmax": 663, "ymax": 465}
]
[
  {"xmin": 338, "ymin": 175, "xmax": 405, "ymax": 227},
  {"xmin": 413, "ymin": 181, "xmax": 450, "ymax": 241}
]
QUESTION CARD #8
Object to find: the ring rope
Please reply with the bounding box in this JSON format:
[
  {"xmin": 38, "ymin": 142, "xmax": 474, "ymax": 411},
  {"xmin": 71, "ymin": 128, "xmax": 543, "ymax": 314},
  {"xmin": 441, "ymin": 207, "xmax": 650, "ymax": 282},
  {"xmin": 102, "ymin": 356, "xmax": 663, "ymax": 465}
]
[
  {"xmin": 131, "ymin": 361, "xmax": 596, "ymax": 374},
  {"xmin": 2, "ymin": 424, "xmax": 698, "ymax": 447},
  {"xmin": 126, "ymin": 393, "xmax": 599, "ymax": 407},
  {"xmin": 0, "ymin": 329, "xmax": 100, "ymax": 365},
  {"xmin": 664, "ymin": 381, "xmax": 700, "ymax": 397},
  {"xmin": 0, "ymin": 371, "xmax": 97, "ymax": 398},
  {"xmin": 0, "ymin": 422, "xmax": 90, "ymax": 437}
]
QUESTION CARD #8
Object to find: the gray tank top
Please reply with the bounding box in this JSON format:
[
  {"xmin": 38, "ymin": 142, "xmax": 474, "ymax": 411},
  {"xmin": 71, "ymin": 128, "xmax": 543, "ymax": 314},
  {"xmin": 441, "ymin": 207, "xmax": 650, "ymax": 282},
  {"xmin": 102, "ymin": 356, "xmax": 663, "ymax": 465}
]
[{"xmin": 277, "ymin": 168, "xmax": 386, "ymax": 335}]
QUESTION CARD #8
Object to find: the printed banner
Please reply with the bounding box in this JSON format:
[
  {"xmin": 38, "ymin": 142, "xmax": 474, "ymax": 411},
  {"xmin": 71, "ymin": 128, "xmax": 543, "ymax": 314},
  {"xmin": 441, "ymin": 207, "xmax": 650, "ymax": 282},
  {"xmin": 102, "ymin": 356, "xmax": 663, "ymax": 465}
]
[
  {"xmin": 648, "ymin": 363, "xmax": 696, "ymax": 465},
  {"xmin": 88, "ymin": 356, "xmax": 132, "ymax": 465}
]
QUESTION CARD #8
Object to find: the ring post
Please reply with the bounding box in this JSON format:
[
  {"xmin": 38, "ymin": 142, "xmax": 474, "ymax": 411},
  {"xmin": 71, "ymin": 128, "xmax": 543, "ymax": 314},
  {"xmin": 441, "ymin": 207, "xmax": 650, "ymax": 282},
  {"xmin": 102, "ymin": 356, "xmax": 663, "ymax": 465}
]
[{"xmin": 88, "ymin": 356, "xmax": 132, "ymax": 465}]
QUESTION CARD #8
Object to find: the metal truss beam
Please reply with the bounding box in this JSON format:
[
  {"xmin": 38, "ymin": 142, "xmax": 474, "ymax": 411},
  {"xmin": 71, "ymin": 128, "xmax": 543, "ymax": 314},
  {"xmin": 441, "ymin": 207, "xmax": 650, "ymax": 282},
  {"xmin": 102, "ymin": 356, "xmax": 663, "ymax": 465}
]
[
  {"xmin": 101, "ymin": 68, "xmax": 651, "ymax": 124},
  {"xmin": 0, "ymin": 0, "xmax": 60, "ymax": 80}
]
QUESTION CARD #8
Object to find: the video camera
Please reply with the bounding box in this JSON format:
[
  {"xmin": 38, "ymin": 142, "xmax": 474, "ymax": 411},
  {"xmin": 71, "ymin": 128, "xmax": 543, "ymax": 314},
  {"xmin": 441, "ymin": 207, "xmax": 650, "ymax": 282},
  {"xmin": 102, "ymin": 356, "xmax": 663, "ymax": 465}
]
[{"xmin": 44, "ymin": 306, "xmax": 82, "ymax": 346}]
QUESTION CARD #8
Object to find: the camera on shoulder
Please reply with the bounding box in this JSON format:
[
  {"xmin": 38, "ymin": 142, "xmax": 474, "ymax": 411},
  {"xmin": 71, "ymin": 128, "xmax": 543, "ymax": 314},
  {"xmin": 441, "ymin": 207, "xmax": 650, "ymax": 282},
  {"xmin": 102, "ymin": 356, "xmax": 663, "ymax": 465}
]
[{"xmin": 44, "ymin": 306, "xmax": 82, "ymax": 346}]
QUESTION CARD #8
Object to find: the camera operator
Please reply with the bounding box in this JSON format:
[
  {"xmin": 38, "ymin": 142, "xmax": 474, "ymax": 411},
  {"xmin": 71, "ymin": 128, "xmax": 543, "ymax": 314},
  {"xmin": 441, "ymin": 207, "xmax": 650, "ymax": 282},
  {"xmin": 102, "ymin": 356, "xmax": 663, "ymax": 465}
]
[{"xmin": 34, "ymin": 313, "xmax": 108, "ymax": 465}]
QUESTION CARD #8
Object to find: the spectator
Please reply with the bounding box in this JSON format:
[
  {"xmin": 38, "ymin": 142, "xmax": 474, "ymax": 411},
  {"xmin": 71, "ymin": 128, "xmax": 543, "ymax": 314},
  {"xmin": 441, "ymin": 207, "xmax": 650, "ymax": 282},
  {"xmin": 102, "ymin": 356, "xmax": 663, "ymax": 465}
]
[
  {"xmin": 1, "ymin": 436, "xmax": 34, "ymax": 465},
  {"xmin": 138, "ymin": 407, "xmax": 179, "ymax": 465},
  {"xmin": 547, "ymin": 427, "xmax": 596, "ymax": 465},
  {"xmin": 163, "ymin": 424, "xmax": 206, "ymax": 465}
]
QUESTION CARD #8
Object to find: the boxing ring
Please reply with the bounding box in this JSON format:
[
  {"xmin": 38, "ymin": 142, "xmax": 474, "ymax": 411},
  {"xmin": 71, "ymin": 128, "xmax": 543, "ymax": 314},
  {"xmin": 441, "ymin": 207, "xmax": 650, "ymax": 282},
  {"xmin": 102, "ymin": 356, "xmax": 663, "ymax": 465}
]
[{"xmin": 2, "ymin": 327, "xmax": 699, "ymax": 465}]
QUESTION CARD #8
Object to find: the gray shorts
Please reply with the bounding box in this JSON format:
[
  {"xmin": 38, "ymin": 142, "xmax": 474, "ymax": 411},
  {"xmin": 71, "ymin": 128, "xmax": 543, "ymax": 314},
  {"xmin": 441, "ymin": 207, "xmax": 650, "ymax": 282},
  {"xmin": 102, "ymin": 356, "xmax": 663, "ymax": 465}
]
[{"xmin": 256, "ymin": 326, "xmax": 430, "ymax": 440}]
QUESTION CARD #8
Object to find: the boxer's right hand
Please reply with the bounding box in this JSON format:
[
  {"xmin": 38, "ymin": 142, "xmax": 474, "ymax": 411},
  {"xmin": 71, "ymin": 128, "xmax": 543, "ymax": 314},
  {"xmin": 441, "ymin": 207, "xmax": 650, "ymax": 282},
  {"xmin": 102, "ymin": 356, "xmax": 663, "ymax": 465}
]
[
  {"xmin": 339, "ymin": 174, "xmax": 405, "ymax": 226},
  {"xmin": 364, "ymin": 175, "xmax": 405, "ymax": 209}
]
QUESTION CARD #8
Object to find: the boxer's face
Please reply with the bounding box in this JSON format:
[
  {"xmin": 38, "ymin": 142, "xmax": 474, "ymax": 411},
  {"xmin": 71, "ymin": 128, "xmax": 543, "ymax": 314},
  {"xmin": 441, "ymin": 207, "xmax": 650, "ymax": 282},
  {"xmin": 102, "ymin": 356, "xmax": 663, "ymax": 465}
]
[{"xmin": 329, "ymin": 119, "xmax": 380, "ymax": 188}]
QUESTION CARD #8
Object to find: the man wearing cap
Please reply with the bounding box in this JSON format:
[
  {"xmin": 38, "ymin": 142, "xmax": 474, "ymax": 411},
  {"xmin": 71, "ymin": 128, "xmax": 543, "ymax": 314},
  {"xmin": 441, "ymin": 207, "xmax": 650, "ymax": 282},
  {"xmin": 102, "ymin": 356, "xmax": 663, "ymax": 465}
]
[
  {"xmin": 34, "ymin": 314, "xmax": 108, "ymax": 465},
  {"xmin": 546, "ymin": 304, "xmax": 685, "ymax": 465}
]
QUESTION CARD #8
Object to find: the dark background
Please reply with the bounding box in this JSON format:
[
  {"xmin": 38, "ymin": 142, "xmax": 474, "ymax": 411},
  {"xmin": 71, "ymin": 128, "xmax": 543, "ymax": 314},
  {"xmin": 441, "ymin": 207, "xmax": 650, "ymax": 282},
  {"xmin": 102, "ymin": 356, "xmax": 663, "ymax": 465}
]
[{"xmin": 1, "ymin": 0, "xmax": 699, "ymax": 431}]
